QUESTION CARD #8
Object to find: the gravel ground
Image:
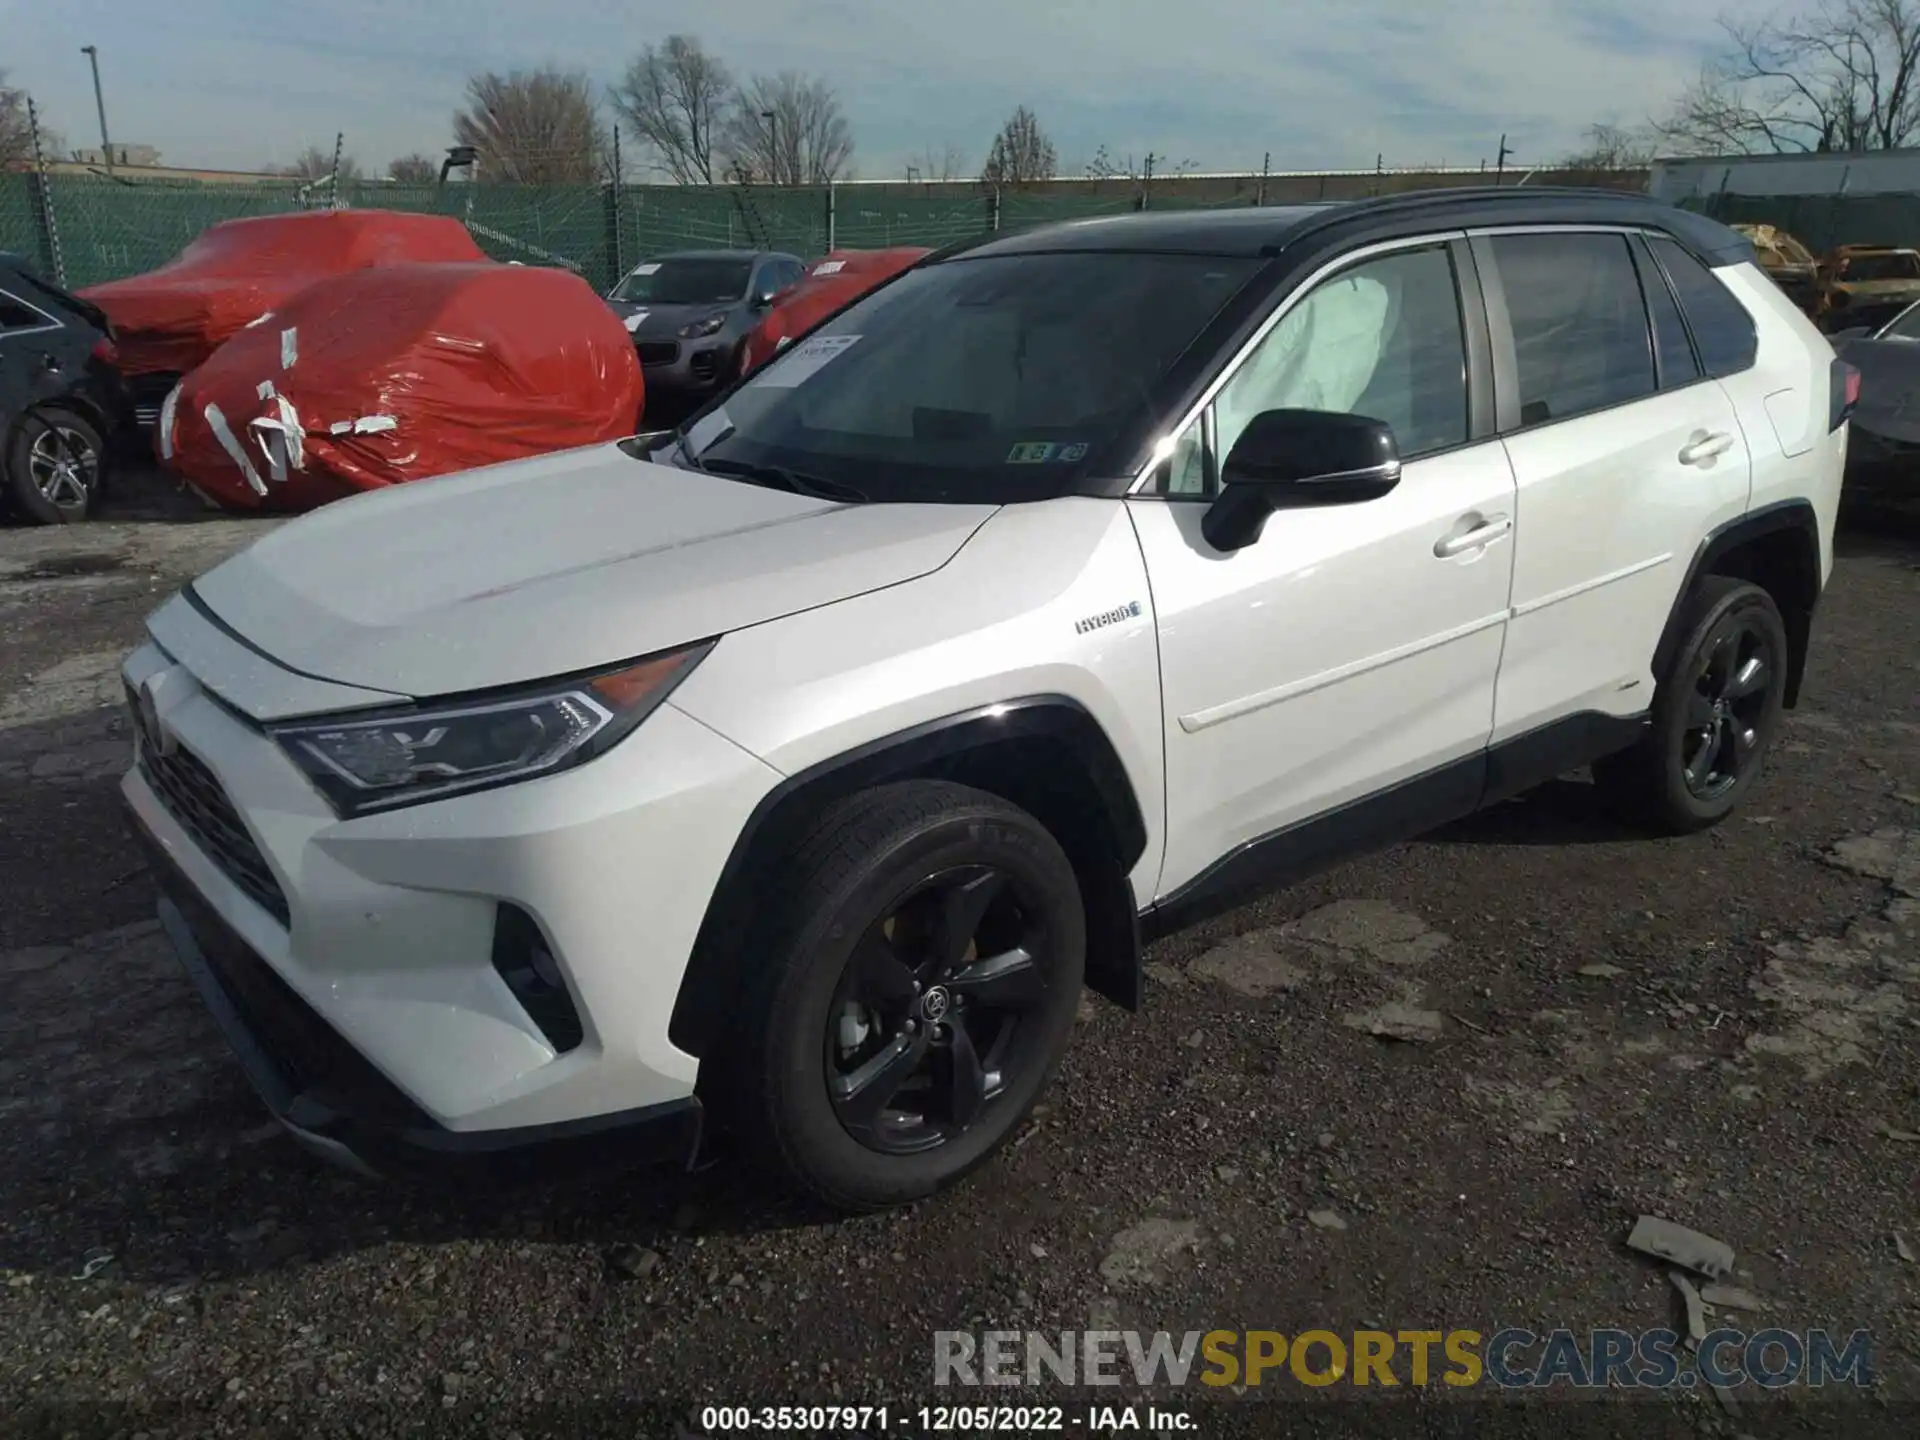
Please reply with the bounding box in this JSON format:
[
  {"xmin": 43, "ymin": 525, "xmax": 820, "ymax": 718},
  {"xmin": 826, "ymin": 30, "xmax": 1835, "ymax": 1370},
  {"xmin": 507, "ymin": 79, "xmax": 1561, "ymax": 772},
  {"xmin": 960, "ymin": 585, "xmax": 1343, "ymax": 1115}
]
[{"xmin": 2, "ymin": 467, "xmax": 1918, "ymax": 1438}]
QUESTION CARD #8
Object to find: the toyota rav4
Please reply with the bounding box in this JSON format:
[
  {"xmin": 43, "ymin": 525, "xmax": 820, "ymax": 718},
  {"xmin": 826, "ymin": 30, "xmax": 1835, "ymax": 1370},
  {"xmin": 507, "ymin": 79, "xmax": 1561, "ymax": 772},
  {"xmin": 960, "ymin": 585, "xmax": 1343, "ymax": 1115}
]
[{"xmin": 122, "ymin": 189, "xmax": 1851, "ymax": 1211}]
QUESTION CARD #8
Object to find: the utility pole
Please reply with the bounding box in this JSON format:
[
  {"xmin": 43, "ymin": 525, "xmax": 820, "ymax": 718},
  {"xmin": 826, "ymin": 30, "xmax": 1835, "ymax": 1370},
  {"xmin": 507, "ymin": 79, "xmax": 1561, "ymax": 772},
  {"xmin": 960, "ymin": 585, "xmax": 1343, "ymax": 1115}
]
[
  {"xmin": 1495, "ymin": 134, "xmax": 1513, "ymax": 184},
  {"xmin": 1256, "ymin": 150, "xmax": 1270, "ymax": 207},
  {"xmin": 1140, "ymin": 151, "xmax": 1156, "ymax": 211},
  {"xmin": 762, "ymin": 109, "xmax": 778, "ymax": 185},
  {"xmin": 79, "ymin": 45, "xmax": 112, "ymax": 171}
]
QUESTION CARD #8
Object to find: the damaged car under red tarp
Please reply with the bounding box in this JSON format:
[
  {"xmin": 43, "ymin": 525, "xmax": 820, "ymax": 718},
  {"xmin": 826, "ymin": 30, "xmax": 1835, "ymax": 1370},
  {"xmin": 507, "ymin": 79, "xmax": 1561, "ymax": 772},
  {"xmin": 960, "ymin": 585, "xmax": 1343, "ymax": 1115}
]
[
  {"xmin": 737, "ymin": 247, "xmax": 932, "ymax": 377},
  {"xmin": 80, "ymin": 210, "xmax": 488, "ymax": 377},
  {"xmin": 162, "ymin": 261, "xmax": 645, "ymax": 513}
]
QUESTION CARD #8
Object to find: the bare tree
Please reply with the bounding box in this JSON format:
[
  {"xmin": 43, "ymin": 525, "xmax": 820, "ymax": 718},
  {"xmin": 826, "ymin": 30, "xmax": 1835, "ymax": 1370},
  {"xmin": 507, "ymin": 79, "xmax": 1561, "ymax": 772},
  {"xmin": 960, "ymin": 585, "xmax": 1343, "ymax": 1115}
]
[
  {"xmin": 1656, "ymin": 0, "xmax": 1920, "ymax": 153},
  {"xmin": 722, "ymin": 72, "xmax": 854, "ymax": 184},
  {"xmin": 1084, "ymin": 144, "xmax": 1132, "ymax": 180},
  {"xmin": 1, "ymin": 71, "xmax": 37, "ymax": 170},
  {"xmin": 1560, "ymin": 122, "xmax": 1657, "ymax": 170},
  {"xmin": 387, "ymin": 152, "xmax": 439, "ymax": 183},
  {"xmin": 610, "ymin": 35, "xmax": 732, "ymax": 185},
  {"xmin": 980, "ymin": 106, "xmax": 1056, "ymax": 186},
  {"xmin": 279, "ymin": 146, "xmax": 363, "ymax": 184},
  {"xmin": 909, "ymin": 144, "xmax": 966, "ymax": 182},
  {"xmin": 454, "ymin": 68, "xmax": 609, "ymax": 184}
]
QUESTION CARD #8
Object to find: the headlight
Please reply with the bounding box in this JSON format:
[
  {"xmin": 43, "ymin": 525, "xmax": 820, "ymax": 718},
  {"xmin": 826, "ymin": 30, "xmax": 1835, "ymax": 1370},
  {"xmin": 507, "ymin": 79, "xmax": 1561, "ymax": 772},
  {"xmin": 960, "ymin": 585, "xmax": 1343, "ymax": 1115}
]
[
  {"xmin": 678, "ymin": 312, "xmax": 728, "ymax": 339},
  {"xmin": 270, "ymin": 641, "xmax": 712, "ymax": 817}
]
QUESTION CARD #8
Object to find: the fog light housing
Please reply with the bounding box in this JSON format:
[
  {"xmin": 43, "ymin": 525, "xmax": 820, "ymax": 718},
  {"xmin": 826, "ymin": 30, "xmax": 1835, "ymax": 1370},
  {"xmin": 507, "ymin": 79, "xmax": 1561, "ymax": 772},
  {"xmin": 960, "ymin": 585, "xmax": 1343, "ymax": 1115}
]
[{"xmin": 491, "ymin": 904, "xmax": 584, "ymax": 1053}]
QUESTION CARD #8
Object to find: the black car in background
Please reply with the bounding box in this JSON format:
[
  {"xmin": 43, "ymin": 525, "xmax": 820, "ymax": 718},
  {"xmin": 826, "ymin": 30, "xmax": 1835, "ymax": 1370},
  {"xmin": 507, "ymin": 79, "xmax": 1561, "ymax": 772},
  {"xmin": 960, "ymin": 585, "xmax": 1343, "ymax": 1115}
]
[
  {"xmin": 0, "ymin": 254, "xmax": 128, "ymax": 523},
  {"xmin": 606, "ymin": 249, "xmax": 805, "ymax": 405}
]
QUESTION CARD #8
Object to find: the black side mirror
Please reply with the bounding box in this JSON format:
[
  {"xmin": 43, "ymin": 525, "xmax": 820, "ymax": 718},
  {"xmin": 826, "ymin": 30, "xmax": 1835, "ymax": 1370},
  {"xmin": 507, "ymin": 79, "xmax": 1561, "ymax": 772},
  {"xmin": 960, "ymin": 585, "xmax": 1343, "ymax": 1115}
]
[
  {"xmin": 749, "ymin": 287, "xmax": 777, "ymax": 311},
  {"xmin": 1201, "ymin": 409, "xmax": 1402, "ymax": 552}
]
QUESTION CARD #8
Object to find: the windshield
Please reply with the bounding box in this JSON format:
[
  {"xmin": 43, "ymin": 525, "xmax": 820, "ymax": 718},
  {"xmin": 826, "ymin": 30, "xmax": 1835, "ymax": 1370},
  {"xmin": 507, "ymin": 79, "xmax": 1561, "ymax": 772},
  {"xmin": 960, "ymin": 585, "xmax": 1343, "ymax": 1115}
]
[
  {"xmin": 611, "ymin": 258, "xmax": 754, "ymax": 304},
  {"xmin": 672, "ymin": 251, "xmax": 1262, "ymax": 503},
  {"xmin": 1881, "ymin": 300, "xmax": 1920, "ymax": 340}
]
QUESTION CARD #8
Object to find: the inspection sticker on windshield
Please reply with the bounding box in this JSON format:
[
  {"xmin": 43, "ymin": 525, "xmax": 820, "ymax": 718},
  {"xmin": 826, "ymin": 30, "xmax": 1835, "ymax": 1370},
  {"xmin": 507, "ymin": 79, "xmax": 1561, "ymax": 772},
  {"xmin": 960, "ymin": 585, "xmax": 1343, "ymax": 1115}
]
[
  {"xmin": 757, "ymin": 333, "xmax": 861, "ymax": 386},
  {"xmin": 631, "ymin": 263, "xmax": 661, "ymax": 276},
  {"xmin": 622, "ymin": 309, "xmax": 649, "ymax": 332},
  {"xmin": 812, "ymin": 260, "xmax": 847, "ymax": 276},
  {"xmin": 1007, "ymin": 442, "xmax": 1056, "ymax": 464}
]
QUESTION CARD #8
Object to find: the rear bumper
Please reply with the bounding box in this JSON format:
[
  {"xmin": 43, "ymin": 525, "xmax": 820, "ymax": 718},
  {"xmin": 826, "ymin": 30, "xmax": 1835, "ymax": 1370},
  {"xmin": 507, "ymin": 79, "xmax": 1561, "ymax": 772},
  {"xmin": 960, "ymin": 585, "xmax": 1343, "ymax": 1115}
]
[{"xmin": 137, "ymin": 812, "xmax": 704, "ymax": 1182}]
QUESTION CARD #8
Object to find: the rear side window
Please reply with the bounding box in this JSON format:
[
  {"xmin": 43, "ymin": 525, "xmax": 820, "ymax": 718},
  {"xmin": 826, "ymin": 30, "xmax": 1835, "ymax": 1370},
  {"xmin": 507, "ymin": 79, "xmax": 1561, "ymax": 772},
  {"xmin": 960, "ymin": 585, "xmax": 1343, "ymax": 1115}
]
[
  {"xmin": 1631, "ymin": 239, "xmax": 1701, "ymax": 389},
  {"xmin": 0, "ymin": 291, "xmax": 51, "ymax": 333},
  {"xmin": 1491, "ymin": 233, "xmax": 1655, "ymax": 426},
  {"xmin": 1646, "ymin": 235, "xmax": 1758, "ymax": 377}
]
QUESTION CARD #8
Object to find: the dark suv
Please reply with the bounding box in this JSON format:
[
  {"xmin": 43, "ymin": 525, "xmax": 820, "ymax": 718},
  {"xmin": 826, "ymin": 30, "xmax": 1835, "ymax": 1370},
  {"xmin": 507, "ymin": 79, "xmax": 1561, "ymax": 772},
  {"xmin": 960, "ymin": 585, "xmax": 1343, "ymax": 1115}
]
[
  {"xmin": 606, "ymin": 249, "xmax": 805, "ymax": 400},
  {"xmin": 0, "ymin": 253, "xmax": 128, "ymax": 524}
]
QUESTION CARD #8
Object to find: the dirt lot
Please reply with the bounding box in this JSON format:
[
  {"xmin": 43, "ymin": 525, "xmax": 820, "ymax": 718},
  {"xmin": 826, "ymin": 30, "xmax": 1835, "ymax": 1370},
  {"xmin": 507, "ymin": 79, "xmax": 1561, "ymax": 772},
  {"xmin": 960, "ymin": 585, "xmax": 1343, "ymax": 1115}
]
[{"xmin": 2, "ymin": 469, "xmax": 1918, "ymax": 1438}]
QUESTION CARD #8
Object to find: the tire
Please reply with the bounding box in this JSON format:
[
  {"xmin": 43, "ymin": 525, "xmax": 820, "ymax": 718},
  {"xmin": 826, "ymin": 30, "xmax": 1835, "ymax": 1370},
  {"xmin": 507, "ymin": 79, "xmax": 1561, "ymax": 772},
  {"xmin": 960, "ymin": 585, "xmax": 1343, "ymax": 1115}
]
[
  {"xmin": 5, "ymin": 406, "xmax": 106, "ymax": 524},
  {"xmin": 725, "ymin": 780, "xmax": 1085, "ymax": 1212},
  {"xmin": 1594, "ymin": 576, "xmax": 1789, "ymax": 834}
]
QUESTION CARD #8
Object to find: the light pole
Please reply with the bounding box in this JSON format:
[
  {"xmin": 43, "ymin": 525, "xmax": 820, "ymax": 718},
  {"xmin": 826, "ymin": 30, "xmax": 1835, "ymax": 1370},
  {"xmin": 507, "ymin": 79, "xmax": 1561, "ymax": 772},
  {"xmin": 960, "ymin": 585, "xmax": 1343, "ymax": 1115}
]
[
  {"xmin": 79, "ymin": 45, "xmax": 112, "ymax": 171},
  {"xmin": 762, "ymin": 109, "xmax": 777, "ymax": 185}
]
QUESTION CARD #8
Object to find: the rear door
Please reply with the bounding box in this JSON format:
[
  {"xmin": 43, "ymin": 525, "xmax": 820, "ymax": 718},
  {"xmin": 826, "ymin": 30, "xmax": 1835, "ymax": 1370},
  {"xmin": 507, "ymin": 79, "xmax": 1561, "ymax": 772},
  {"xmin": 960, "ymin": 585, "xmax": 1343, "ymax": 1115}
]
[
  {"xmin": 0, "ymin": 284, "xmax": 68, "ymax": 433},
  {"xmin": 1480, "ymin": 228, "xmax": 1752, "ymax": 743}
]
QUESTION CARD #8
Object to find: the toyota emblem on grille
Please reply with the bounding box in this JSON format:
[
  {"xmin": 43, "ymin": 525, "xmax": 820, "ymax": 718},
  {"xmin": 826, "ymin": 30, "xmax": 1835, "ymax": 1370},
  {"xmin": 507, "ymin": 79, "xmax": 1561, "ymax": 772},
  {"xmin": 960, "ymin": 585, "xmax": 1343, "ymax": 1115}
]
[{"xmin": 135, "ymin": 673, "xmax": 177, "ymax": 757}]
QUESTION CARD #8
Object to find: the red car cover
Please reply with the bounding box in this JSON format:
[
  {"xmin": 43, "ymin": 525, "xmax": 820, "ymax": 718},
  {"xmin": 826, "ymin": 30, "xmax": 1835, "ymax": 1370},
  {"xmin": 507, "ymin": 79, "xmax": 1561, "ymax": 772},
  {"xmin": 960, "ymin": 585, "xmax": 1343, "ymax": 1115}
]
[
  {"xmin": 738, "ymin": 247, "xmax": 932, "ymax": 376},
  {"xmin": 80, "ymin": 210, "xmax": 487, "ymax": 376},
  {"xmin": 163, "ymin": 262, "xmax": 644, "ymax": 513}
]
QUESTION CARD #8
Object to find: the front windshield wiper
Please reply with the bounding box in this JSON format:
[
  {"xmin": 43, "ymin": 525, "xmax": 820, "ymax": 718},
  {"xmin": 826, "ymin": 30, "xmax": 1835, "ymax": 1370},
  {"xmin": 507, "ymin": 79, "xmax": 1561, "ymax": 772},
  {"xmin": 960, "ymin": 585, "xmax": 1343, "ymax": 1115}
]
[{"xmin": 700, "ymin": 457, "xmax": 868, "ymax": 503}]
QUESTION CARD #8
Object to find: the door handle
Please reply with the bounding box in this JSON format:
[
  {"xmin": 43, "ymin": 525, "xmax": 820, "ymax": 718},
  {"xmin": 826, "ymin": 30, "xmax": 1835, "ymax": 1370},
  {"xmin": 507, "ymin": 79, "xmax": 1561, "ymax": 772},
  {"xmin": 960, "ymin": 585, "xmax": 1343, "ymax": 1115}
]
[
  {"xmin": 1434, "ymin": 515, "xmax": 1512, "ymax": 558},
  {"xmin": 1678, "ymin": 430, "xmax": 1734, "ymax": 465}
]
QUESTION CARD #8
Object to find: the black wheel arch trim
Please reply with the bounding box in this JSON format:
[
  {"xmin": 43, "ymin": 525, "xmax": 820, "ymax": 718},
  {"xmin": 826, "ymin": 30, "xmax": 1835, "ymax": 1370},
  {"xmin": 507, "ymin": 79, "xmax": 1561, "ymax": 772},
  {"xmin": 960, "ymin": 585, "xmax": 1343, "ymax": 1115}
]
[
  {"xmin": 670, "ymin": 695, "xmax": 1151, "ymax": 1059},
  {"xmin": 1654, "ymin": 500, "xmax": 1823, "ymax": 709}
]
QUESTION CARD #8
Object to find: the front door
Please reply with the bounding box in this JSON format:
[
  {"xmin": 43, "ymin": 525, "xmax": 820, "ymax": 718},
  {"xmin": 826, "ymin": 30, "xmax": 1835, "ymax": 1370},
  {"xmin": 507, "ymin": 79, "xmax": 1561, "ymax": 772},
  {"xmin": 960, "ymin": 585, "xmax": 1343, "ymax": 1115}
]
[{"xmin": 1129, "ymin": 238, "xmax": 1518, "ymax": 902}]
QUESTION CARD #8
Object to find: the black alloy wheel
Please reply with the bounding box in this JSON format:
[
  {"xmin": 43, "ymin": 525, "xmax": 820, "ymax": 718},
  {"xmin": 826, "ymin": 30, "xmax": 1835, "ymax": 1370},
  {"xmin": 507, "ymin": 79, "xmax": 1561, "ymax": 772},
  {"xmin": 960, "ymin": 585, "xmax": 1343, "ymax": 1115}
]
[
  {"xmin": 1679, "ymin": 614, "xmax": 1777, "ymax": 802},
  {"xmin": 826, "ymin": 863, "xmax": 1050, "ymax": 1155}
]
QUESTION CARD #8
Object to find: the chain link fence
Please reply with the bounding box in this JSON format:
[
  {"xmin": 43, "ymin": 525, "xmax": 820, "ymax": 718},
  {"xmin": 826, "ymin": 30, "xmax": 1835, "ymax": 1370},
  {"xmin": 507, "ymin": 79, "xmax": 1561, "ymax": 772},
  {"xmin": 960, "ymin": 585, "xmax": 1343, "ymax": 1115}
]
[
  {"xmin": 1678, "ymin": 189, "xmax": 1920, "ymax": 253},
  {"xmin": 4, "ymin": 166, "xmax": 1653, "ymax": 295}
]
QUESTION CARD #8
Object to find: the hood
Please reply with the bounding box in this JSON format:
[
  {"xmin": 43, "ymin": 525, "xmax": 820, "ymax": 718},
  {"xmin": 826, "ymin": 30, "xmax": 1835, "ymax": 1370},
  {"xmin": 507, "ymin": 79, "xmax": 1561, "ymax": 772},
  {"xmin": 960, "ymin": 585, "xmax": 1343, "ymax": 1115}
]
[
  {"xmin": 1836, "ymin": 335, "xmax": 1920, "ymax": 444},
  {"xmin": 187, "ymin": 443, "xmax": 997, "ymax": 702},
  {"xmin": 605, "ymin": 299, "xmax": 743, "ymax": 339}
]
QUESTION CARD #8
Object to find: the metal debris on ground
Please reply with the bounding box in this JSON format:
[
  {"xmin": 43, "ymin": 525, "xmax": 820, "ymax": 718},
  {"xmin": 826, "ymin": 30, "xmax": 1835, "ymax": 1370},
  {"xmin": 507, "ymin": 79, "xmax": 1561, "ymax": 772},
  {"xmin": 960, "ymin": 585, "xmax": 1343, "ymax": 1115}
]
[
  {"xmin": 71, "ymin": 1251, "xmax": 114, "ymax": 1281},
  {"xmin": 1625, "ymin": 1216, "xmax": 1735, "ymax": 1278},
  {"xmin": 1670, "ymin": 1271, "xmax": 1707, "ymax": 1347},
  {"xmin": 1699, "ymin": 1283, "xmax": 1765, "ymax": 1312}
]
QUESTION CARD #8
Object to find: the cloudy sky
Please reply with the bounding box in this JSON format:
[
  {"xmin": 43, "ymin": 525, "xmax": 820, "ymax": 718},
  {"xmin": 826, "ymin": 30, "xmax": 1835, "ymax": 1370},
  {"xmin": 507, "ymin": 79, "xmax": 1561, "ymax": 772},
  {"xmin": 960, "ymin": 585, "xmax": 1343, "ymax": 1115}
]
[{"xmin": 5, "ymin": 0, "xmax": 1731, "ymax": 178}]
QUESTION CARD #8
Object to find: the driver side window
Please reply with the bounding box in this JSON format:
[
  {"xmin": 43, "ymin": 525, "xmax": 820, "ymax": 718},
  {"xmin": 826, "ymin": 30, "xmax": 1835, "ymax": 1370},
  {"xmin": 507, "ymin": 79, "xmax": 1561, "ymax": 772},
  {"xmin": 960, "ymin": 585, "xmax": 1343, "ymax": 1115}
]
[{"xmin": 1159, "ymin": 244, "xmax": 1468, "ymax": 496}]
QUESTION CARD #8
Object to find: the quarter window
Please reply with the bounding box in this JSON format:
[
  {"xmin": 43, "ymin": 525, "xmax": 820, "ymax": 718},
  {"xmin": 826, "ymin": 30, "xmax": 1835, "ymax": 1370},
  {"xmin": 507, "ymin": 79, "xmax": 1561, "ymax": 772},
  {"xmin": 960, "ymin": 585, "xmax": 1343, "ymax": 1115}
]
[
  {"xmin": 1492, "ymin": 233, "xmax": 1655, "ymax": 427},
  {"xmin": 1646, "ymin": 235, "xmax": 1759, "ymax": 377},
  {"xmin": 0, "ymin": 291, "xmax": 50, "ymax": 333}
]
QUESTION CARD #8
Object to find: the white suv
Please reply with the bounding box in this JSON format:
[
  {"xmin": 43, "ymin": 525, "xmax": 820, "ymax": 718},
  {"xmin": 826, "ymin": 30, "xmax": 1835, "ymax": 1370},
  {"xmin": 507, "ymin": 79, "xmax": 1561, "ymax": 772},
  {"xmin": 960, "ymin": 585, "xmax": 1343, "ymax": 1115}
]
[{"xmin": 122, "ymin": 190, "xmax": 1851, "ymax": 1211}]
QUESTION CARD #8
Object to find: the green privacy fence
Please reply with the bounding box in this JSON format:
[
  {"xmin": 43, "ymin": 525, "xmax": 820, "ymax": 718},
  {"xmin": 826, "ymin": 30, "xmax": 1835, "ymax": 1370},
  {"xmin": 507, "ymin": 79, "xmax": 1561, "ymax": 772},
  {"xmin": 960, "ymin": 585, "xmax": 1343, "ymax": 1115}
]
[
  {"xmin": 0, "ymin": 167, "xmax": 1499, "ymax": 296},
  {"xmin": 1, "ymin": 166, "xmax": 1664, "ymax": 296},
  {"xmin": 1679, "ymin": 189, "xmax": 1920, "ymax": 253}
]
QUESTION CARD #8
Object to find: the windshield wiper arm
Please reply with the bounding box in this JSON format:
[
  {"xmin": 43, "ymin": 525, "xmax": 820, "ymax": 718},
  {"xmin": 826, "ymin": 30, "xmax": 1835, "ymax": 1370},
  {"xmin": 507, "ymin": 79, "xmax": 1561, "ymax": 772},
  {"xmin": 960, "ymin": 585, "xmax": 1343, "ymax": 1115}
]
[
  {"xmin": 701, "ymin": 458, "xmax": 867, "ymax": 503},
  {"xmin": 671, "ymin": 419, "xmax": 710, "ymax": 473}
]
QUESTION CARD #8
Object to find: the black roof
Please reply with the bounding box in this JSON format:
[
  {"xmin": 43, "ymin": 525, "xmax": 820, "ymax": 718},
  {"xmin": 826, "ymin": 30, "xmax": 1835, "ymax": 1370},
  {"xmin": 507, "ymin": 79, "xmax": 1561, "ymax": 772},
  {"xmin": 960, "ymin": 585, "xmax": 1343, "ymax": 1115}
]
[{"xmin": 954, "ymin": 187, "xmax": 1753, "ymax": 268}]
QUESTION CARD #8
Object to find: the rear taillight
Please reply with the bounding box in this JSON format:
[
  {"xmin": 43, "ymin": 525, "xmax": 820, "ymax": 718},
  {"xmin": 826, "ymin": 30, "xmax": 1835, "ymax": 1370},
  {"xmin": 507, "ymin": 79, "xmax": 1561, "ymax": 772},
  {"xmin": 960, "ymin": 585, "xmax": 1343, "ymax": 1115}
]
[
  {"xmin": 1831, "ymin": 358, "xmax": 1860, "ymax": 430},
  {"xmin": 90, "ymin": 336, "xmax": 118, "ymax": 366}
]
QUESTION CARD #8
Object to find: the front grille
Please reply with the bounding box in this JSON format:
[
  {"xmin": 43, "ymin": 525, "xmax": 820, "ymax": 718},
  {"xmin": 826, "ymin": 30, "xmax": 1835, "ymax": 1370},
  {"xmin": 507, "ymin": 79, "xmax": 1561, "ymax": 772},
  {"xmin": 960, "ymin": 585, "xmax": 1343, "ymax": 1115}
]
[
  {"xmin": 636, "ymin": 341, "xmax": 679, "ymax": 366},
  {"xmin": 130, "ymin": 685, "xmax": 290, "ymax": 926}
]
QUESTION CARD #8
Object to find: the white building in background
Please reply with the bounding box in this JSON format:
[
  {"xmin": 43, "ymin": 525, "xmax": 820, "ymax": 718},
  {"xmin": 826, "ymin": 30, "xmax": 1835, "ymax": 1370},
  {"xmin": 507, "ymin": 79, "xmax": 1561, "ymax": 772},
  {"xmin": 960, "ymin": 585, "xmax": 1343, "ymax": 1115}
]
[{"xmin": 1650, "ymin": 148, "xmax": 1920, "ymax": 202}]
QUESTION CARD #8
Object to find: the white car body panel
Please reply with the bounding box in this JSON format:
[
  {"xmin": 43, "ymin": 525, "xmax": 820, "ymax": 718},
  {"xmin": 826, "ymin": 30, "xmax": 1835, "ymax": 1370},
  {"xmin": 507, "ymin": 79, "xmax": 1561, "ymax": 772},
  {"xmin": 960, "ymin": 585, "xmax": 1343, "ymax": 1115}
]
[
  {"xmin": 1493, "ymin": 383, "xmax": 1751, "ymax": 741},
  {"xmin": 671, "ymin": 497, "xmax": 1169, "ymax": 898},
  {"xmin": 190, "ymin": 445, "xmax": 997, "ymax": 697},
  {"xmin": 1126, "ymin": 441, "xmax": 1516, "ymax": 899}
]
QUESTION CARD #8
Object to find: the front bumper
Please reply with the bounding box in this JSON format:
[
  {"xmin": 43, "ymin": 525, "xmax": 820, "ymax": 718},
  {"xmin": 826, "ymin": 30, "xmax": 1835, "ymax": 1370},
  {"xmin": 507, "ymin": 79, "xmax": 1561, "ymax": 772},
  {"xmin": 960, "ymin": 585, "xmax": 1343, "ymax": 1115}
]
[
  {"xmin": 137, "ymin": 817, "xmax": 702, "ymax": 1181},
  {"xmin": 635, "ymin": 336, "xmax": 735, "ymax": 393},
  {"xmin": 119, "ymin": 626, "xmax": 783, "ymax": 1176}
]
